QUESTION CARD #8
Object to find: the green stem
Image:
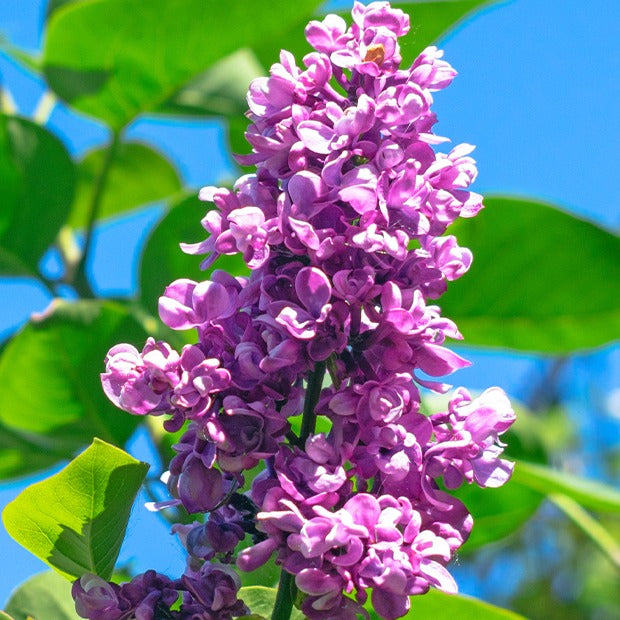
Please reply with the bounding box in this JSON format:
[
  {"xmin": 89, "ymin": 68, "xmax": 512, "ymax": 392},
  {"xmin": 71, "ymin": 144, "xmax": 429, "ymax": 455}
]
[
  {"xmin": 272, "ymin": 566, "xmax": 297, "ymax": 620},
  {"xmin": 299, "ymin": 360, "xmax": 326, "ymax": 444},
  {"xmin": 271, "ymin": 361, "xmax": 326, "ymax": 620},
  {"xmin": 73, "ymin": 130, "xmax": 122, "ymax": 297}
]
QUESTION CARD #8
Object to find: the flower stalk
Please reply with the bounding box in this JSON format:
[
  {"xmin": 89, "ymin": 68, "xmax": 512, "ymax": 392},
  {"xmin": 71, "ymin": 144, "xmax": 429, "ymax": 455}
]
[
  {"xmin": 73, "ymin": 129, "xmax": 121, "ymax": 297},
  {"xmin": 272, "ymin": 360, "xmax": 327, "ymax": 620}
]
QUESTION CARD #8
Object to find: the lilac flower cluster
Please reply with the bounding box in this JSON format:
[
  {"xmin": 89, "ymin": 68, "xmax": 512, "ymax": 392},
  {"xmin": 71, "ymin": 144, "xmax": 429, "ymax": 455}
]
[
  {"xmin": 72, "ymin": 566, "xmax": 247, "ymax": 620},
  {"xmin": 82, "ymin": 3, "xmax": 516, "ymax": 619}
]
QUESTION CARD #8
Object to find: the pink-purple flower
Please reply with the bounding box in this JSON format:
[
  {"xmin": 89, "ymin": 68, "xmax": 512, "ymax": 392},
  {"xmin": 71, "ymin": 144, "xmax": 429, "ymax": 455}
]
[{"xmin": 93, "ymin": 3, "xmax": 516, "ymax": 620}]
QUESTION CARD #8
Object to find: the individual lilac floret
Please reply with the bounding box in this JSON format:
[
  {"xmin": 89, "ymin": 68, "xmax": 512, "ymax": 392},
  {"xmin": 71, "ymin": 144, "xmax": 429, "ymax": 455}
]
[
  {"xmin": 73, "ymin": 568, "xmax": 248, "ymax": 620},
  {"xmin": 72, "ymin": 574, "xmax": 123, "ymax": 620},
  {"xmin": 159, "ymin": 271, "xmax": 242, "ymax": 330},
  {"xmin": 427, "ymin": 387, "xmax": 516, "ymax": 488},
  {"xmin": 181, "ymin": 563, "xmax": 249, "ymax": 619},
  {"xmin": 101, "ymin": 338, "xmax": 179, "ymax": 416},
  {"xmin": 73, "ymin": 571, "xmax": 178, "ymax": 620}
]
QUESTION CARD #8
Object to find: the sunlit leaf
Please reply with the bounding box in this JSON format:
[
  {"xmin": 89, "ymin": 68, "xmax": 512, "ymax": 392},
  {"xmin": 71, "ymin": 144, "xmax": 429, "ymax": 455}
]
[
  {"xmin": 68, "ymin": 141, "xmax": 182, "ymax": 228},
  {"xmin": 139, "ymin": 194, "xmax": 248, "ymax": 313},
  {"xmin": 4, "ymin": 571, "xmax": 79, "ymax": 620},
  {"xmin": 0, "ymin": 115, "xmax": 74, "ymax": 276},
  {"xmin": 2, "ymin": 439, "xmax": 148, "ymax": 581},
  {"xmin": 442, "ymin": 197, "xmax": 620, "ymax": 352},
  {"xmin": 0, "ymin": 300, "xmax": 146, "ymax": 480},
  {"xmin": 43, "ymin": 0, "xmax": 324, "ymax": 129}
]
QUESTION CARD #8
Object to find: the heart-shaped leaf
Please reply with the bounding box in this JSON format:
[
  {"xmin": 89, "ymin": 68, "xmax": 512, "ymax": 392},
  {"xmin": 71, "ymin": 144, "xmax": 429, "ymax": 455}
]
[
  {"xmin": 442, "ymin": 197, "xmax": 620, "ymax": 352},
  {"xmin": 4, "ymin": 571, "xmax": 79, "ymax": 620},
  {"xmin": 0, "ymin": 115, "xmax": 75, "ymax": 276},
  {"xmin": 2, "ymin": 439, "xmax": 148, "ymax": 580},
  {"xmin": 0, "ymin": 300, "xmax": 147, "ymax": 480},
  {"xmin": 42, "ymin": 0, "xmax": 324, "ymax": 129}
]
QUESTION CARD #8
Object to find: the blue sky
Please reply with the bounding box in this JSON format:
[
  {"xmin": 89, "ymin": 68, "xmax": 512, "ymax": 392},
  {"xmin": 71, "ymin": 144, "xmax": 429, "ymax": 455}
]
[{"xmin": 0, "ymin": 0, "xmax": 619, "ymax": 607}]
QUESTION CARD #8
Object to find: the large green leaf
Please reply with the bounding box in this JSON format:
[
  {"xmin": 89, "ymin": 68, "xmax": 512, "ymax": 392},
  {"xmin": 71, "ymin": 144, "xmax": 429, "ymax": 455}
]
[
  {"xmin": 0, "ymin": 300, "xmax": 146, "ymax": 480},
  {"xmin": 4, "ymin": 571, "xmax": 79, "ymax": 620},
  {"xmin": 42, "ymin": 0, "xmax": 324, "ymax": 130},
  {"xmin": 139, "ymin": 194, "xmax": 249, "ymax": 314},
  {"xmin": 0, "ymin": 115, "xmax": 75, "ymax": 276},
  {"xmin": 238, "ymin": 586, "xmax": 304, "ymax": 620},
  {"xmin": 2, "ymin": 439, "xmax": 148, "ymax": 580},
  {"xmin": 513, "ymin": 461, "xmax": 620, "ymax": 513},
  {"xmin": 441, "ymin": 197, "xmax": 620, "ymax": 352},
  {"xmin": 68, "ymin": 141, "xmax": 182, "ymax": 228}
]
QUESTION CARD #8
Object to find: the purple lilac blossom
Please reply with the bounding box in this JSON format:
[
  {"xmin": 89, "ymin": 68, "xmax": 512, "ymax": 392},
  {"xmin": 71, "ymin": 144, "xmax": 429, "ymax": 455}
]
[
  {"xmin": 73, "ymin": 568, "xmax": 247, "ymax": 620},
  {"xmin": 94, "ymin": 2, "xmax": 515, "ymax": 619}
]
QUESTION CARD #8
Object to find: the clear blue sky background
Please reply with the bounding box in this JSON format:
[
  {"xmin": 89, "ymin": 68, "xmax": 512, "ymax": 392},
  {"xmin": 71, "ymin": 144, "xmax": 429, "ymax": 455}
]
[{"xmin": 0, "ymin": 0, "xmax": 619, "ymax": 605}]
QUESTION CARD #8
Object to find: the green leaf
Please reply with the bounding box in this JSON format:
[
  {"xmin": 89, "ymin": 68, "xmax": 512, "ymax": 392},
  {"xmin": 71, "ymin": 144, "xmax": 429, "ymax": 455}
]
[
  {"xmin": 384, "ymin": 589, "xmax": 526, "ymax": 619},
  {"xmin": 68, "ymin": 141, "xmax": 182, "ymax": 228},
  {"xmin": 453, "ymin": 481, "xmax": 542, "ymax": 552},
  {"xmin": 441, "ymin": 197, "xmax": 620, "ymax": 352},
  {"xmin": 0, "ymin": 300, "xmax": 147, "ymax": 480},
  {"xmin": 156, "ymin": 48, "xmax": 264, "ymax": 161},
  {"xmin": 0, "ymin": 115, "xmax": 75, "ymax": 276},
  {"xmin": 238, "ymin": 587, "xmax": 304, "ymax": 620},
  {"xmin": 157, "ymin": 48, "xmax": 264, "ymax": 119},
  {"xmin": 4, "ymin": 571, "xmax": 79, "ymax": 620},
  {"xmin": 139, "ymin": 194, "xmax": 248, "ymax": 314},
  {"xmin": 2, "ymin": 439, "xmax": 148, "ymax": 581},
  {"xmin": 513, "ymin": 461, "xmax": 620, "ymax": 513},
  {"xmin": 42, "ymin": 0, "xmax": 324, "ymax": 129}
]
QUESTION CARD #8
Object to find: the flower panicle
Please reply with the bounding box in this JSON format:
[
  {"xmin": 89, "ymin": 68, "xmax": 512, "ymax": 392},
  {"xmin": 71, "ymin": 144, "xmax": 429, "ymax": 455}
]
[{"xmin": 88, "ymin": 3, "xmax": 515, "ymax": 620}]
